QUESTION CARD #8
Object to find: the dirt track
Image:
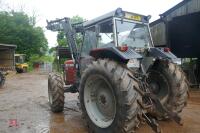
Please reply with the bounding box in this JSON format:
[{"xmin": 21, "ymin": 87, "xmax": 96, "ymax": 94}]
[{"xmin": 0, "ymin": 73, "xmax": 200, "ymax": 133}]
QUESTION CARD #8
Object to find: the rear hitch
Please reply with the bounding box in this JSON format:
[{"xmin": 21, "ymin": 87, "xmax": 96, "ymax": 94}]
[
  {"xmin": 142, "ymin": 111, "xmax": 161, "ymax": 133},
  {"xmin": 137, "ymin": 100, "xmax": 161, "ymax": 133},
  {"xmin": 128, "ymin": 73, "xmax": 183, "ymax": 133},
  {"xmin": 144, "ymin": 92, "xmax": 183, "ymax": 126},
  {"xmin": 137, "ymin": 90, "xmax": 183, "ymax": 133}
]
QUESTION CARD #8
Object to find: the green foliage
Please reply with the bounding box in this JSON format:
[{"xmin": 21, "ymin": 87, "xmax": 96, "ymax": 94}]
[
  {"xmin": 57, "ymin": 31, "xmax": 67, "ymax": 46},
  {"xmin": 49, "ymin": 47, "xmax": 56, "ymax": 54},
  {"xmin": 0, "ymin": 11, "xmax": 48, "ymax": 60},
  {"xmin": 29, "ymin": 55, "xmax": 54, "ymax": 63},
  {"xmin": 70, "ymin": 15, "xmax": 85, "ymax": 23},
  {"xmin": 57, "ymin": 15, "xmax": 84, "ymax": 47},
  {"xmin": 28, "ymin": 55, "xmax": 54, "ymax": 71}
]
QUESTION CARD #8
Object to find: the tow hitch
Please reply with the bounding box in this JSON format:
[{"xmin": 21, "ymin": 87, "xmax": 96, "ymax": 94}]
[{"xmin": 128, "ymin": 73, "xmax": 183, "ymax": 133}]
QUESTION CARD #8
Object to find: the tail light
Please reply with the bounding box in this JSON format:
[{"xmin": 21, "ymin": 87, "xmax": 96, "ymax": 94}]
[
  {"xmin": 164, "ymin": 47, "xmax": 171, "ymax": 52},
  {"xmin": 118, "ymin": 45, "xmax": 128, "ymax": 52}
]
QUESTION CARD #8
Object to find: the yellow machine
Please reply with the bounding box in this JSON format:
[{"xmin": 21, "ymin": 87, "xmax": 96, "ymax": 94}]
[{"xmin": 15, "ymin": 54, "xmax": 28, "ymax": 73}]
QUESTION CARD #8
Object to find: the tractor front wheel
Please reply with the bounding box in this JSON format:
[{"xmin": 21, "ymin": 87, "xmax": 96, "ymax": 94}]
[
  {"xmin": 23, "ymin": 67, "xmax": 28, "ymax": 73},
  {"xmin": 48, "ymin": 73, "xmax": 65, "ymax": 113},
  {"xmin": 80, "ymin": 59, "xmax": 141, "ymax": 133},
  {"xmin": 16, "ymin": 68, "xmax": 23, "ymax": 73}
]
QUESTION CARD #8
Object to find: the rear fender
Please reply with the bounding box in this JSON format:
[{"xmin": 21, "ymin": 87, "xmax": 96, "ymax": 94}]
[
  {"xmin": 141, "ymin": 48, "xmax": 181, "ymax": 74},
  {"xmin": 89, "ymin": 47, "xmax": 142, "ymax": 64},
  {"xmin": 148, "ymin": 48, "xmax": 181, "ymax": 64}
]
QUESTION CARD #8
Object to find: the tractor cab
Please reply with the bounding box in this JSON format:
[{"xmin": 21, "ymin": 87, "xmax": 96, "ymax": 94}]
[
  {"xmin": 82, "ymin": 8, "xmax": 152, "ymax": 51},
  {"xmin": 15, "ymin": 54, "xmax": 28, "ymax": 73},
  {"xmin": 80, "ymin": 8, "xmax": 153, "ymax": 71},
  {"xmin": 15, "ymin": 54, "xmax": 25, "ymax": 64}
]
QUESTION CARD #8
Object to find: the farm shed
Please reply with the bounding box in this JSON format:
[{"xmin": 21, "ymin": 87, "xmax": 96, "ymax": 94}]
[
  {"xmin": 0, "ymin": 43, "xmax": 16, "ymax": 71},
  {"xmin": 150, "ymin": 0, "xmax": 200, "ymax": 58}
]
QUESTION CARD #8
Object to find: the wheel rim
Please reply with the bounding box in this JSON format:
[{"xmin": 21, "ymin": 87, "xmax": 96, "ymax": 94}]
[
  {"xmin": 84, "ymin": 74, "xmax": 116, "ymax": 128},
  {"xmin": 48, "ymin": 79, "xmax": 53, "ymax": 104},
  {"xmin": 148, "ymin": 70, "xmax": 170, "ymax": 104}
]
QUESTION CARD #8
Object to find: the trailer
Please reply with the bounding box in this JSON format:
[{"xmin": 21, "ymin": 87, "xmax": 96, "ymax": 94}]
[
  {"xmin": 150, "ymin": 0, "xmax": 200, "ymax": 87},
  {"xmin": 0, "ymin": 43, "xmax": 16, "ymax": 87}
]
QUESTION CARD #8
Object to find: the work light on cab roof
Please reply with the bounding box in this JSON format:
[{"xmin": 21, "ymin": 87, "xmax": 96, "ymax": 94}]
[{"xmin": 115, "ymin": 8, "xmax": 151, "ymax": 23}]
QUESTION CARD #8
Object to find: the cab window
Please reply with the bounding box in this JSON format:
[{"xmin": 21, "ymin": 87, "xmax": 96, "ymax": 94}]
[
  {"xmin": 97, "ymin": 20, "xmax": 114, "ymax": 48},
  {"xmin": 81, "ymin": 27, "xmax": 97, "ymax": 56}
]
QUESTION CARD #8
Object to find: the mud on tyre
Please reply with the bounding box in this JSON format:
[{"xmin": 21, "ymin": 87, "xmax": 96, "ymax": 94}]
[
  {"xmin": 48, "ymin": 73, "xmax": 65, "ymax": 113},
  {"xmin": 148, "ymin": 61, "xmax": 188, "ymax": 119},
  {"xmin": 80, "ymin": 59, "xmax": 141, "ymax": 133}
]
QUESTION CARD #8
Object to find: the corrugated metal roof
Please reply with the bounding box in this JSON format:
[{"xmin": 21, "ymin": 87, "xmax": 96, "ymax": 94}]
[
  {"xmin": 150, "ymin": 0, "xmax": 194, "ymax": 26},
  {"xmin": 150, "ymin": 18, "xmax": 163, "ymax": 27},
  {"xmin": 161, "ymin": 0, "xmax": 192, "ymax": 16}
]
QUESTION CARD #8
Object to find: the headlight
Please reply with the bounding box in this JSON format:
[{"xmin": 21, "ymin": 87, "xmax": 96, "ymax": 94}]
[{"xmin": 127, "ymin": 59, "xmax": 140, "ymax": 68}]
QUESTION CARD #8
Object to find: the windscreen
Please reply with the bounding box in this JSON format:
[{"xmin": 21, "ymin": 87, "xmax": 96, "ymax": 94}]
[
  {"xmin": 15, "ymin": 56, "xmax": 24, "ymax": 63},
  {"xmin": 116, "ymin": 20, "xmax": 152, "ymax": 48}
]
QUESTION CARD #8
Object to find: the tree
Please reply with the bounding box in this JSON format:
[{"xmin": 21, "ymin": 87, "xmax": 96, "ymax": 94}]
[
  {"xmin": 57, "ymin": 15, "xmax": 85, "ymax": 47},
  {"xmin": 0, "ymin": 11, "xmax": 48, "ymax": 60}
]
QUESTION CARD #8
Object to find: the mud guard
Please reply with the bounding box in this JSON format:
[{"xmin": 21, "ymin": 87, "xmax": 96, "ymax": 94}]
[
  {"xmin": 89, "ymin": 47, "xmax": 142, "ymax": 63},
  {"xmin": 148, "ymin": 48, "xmax": 181, "ymax": 64}
]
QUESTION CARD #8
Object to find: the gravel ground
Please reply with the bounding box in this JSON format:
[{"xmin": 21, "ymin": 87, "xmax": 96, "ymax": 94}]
[{"xmin": 0, "ymin": 72, "xmax": 199, "ymax": 133}]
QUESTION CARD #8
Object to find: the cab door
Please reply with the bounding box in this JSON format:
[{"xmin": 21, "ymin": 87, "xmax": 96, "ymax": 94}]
[{"xmin": 79, "ymin": 26, "xmax": 97, "ymax": 74}]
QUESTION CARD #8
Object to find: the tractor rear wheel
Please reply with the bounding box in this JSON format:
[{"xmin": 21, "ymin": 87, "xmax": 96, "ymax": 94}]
[
  {"xmin": 0, "ymin": 72, "xmax": 5, "ymax": 88},
  {"xmin": 48, "ymin": 73, "xmax": 64, "ymax": 113},
  {"xmin": 148, "ymin": 61, "xmax": 188, "ymax": 119},
  {"xmin": 80, "ymin": 59, "xmax": 141, "ymax": 133}
]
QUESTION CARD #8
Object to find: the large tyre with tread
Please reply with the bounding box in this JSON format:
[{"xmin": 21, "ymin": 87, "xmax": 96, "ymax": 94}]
[
  {"xmin": 48, "ymin": 73, "xmax": 64, "ymax": 113},
  {"xmin": 16, "ymin": 68, "xmax": 23, "ymax": 73},
  {"xmin": 80, "ymin": 59, "xmax": 141, "ymax": 133},
  {"xmin": 0, "ymin": 72, "xmax": 5, "ymax": 88},
  {"xmin": 148, "ymin": 61, "xmax": 188, "ymax": 119}
]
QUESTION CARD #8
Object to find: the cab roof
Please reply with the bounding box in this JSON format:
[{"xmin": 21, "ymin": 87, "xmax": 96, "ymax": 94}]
[{"xmin": 83, "ymin": 8, "xmax": 150, "ymax": 28}]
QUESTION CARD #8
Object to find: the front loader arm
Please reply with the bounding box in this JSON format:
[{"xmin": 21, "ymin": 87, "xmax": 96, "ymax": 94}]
[{"xmin": 46, "ymin": 18, "xmax": 83, "ymax": 67}]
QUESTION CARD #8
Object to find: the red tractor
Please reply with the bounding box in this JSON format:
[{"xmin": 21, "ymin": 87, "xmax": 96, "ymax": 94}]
[
  {"xmin": 47, "ymin": 8, "xmax": 188, "ymax": 133},
  {"xmin": 63, "ymin": 60, "xmax": 76, "ymax": 85}
]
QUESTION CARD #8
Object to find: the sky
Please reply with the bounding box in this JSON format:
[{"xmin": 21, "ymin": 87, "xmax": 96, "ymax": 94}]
[{"xmin": 2, "ymin": 0, "xmax": 182, "ymax": 47}]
